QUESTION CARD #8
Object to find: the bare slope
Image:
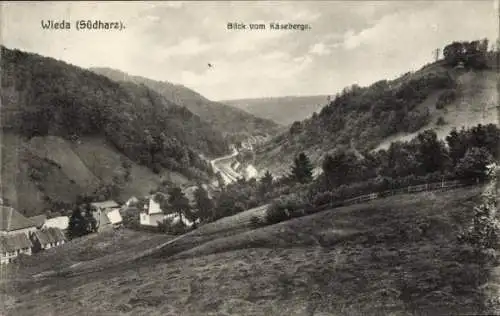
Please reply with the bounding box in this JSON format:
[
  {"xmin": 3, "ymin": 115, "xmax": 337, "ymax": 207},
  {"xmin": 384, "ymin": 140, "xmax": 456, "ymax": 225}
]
[
  {"xmin": 90, "ymin": 67, "xmax": 281, "ymax": 136},
  {"xmin": 3, "ymin": 185, "xmax": 494, "ymax": 316},
  {"xmin": 376, "ymin": 67, "xmax": 498, "ymax": 150},
  {"xmin": 222, "ymin": 95, "xmax": 329, "ymax": 126}
]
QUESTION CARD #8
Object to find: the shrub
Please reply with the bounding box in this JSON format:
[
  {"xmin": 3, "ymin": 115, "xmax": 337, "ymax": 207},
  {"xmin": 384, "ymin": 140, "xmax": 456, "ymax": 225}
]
[
  {"xmin": 249, "ymin": 216, "xmax": 265, "ymax": 228},
  {"xmin": 266, "ymin": 193, "xmax": 307, "ymax": 225},
  {"xmin": 159, "ymin": 217, "xmax": 189, "ymax": 235},
  {"xmin": 312, "ymin": 191, "xmax": 335, "ymax": 207},
  {"xmin": 436, "ymin": 89, "xmax": 457, "ymax": 109}
]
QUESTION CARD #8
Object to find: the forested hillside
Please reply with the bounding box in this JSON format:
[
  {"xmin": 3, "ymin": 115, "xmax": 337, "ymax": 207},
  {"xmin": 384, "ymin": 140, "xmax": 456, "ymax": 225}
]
[
  {"xmin": 255, "ymin": 40, "xmax": 498, "ymax": 176},
  {"xmin": 0, "ymin": 46, "xmax": 229, "ymax": 215},
  {"xmin": 90, "ymin": 67, "xmax": 281, "ymax": 139}
]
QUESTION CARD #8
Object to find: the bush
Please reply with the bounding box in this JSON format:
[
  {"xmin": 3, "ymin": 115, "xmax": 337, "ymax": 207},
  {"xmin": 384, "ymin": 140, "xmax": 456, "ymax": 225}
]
[
  {"xmin": 266, "ymin": 194, "xmax": 307, "ymax": 225},
  {"xmin": 159, "ymin": 217, "xmax": 189, "ymax": 235},
  {"xmin": 312, "ymin": 191, "xmax": 335, "ymax": 207},
  {"xmin": 249, "ymin": 216, "xmax": 265, "ymax": 228},
  {"xmin": 436, "ymin": 89, "xmax": 457, "ymax": 109},
  {"xmin": 266, "ymin": 204, "xmax": 291, "ymax": 225}
]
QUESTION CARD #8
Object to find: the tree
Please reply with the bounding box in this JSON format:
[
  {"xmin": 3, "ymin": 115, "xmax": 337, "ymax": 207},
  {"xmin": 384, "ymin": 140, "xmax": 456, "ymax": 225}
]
[
  {"xmin": 258, "ymin": 170, "xmax": 274, "ymax": 200},
  {"xmin": 291, "ymin": 152, "xmax": 313, "ymax": 184},
  {"xmin": 261, "ymin": 170, "xmax": 273, "ymax": 187},
  {"xmin": 322, "ymin": 149, "xmax": 359, "ymax": 187},
  {"xmin": 168, "ymin": 187, "xmax": 191, "ymax": 223},
  {"xmin": 194, "ymin": 185, "xmax": 214, "ymax": 222},
  {"xmin": 68, "ymin": 206, "xmax": 89, "ymax": 239},
  {"xmin": 415, "ymin": 130, "xmax": 450, "ymax": 175},
  {"xmin": 446, "ymin": 128, "xmax": 469, "ymax": 166},
  {"xmin": 455, "ymin": 147, "xmax": 493, "ymax": 181}
]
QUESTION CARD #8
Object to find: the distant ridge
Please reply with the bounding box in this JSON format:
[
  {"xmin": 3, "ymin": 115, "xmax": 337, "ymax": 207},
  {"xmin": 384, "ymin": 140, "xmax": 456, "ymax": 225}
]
[{"xmin": 221, "ymin": 95, "xmax": 329, "ymax": 125}]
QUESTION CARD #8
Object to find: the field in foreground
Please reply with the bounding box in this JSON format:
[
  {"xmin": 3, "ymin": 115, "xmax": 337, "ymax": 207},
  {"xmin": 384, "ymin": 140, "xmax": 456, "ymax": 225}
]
[{"xmin": 1, "ymin": 185, "xmax": 495, "ymax": 316}]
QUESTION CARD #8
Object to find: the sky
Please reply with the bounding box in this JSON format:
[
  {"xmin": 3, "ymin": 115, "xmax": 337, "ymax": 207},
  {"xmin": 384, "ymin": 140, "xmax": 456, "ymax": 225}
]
[{"xmin": 1, "ymin": 1, "xmax": 498, "ymax": 100}]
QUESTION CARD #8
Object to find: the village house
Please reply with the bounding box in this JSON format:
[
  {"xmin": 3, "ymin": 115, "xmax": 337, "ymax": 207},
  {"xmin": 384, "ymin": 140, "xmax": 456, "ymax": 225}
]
[
  {"xmin": 43, "ymin": 216, "xmax": 69, "ymax": 231},
  {"xmin": 140, "ymin": 193, "xmax": 166, "ymax": 227},
  {"xmin": 142, "ymin": 192, "xmax": 200, "ymax": 228},
  {"xmin": 0, "ymin": 206, "xmax": 37, "ymax": 236},
  {"xmin": 0, "ymin": 206, "xmax": 37, "ymax": 264},
  {"xmin": 30, "ymin": 227, "xmax": 67, "ymax": 253},
  {"xmin": 0, "ymin": 233, "xmax": 33, "ymax": 264},
  {"xmin": 90, "ymin": 201, "xmax": 123, "ymax": 232}
]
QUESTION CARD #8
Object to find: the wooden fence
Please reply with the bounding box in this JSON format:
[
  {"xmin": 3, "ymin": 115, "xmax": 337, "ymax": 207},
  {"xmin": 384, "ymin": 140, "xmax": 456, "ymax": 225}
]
[
  {"xmin": 339, "ymin": 180, "xmax": 468, "ymax": 206},
  {"xmin": 239, "ymin": 179, "xmax": 476, "ymax": 226},
  {"xmin": 304, "ymin": 179, "xmax": 474, "ymax": 216}
]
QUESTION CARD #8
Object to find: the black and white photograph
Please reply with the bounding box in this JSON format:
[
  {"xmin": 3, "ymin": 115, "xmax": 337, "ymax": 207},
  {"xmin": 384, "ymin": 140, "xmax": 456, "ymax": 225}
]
[{"xmin": 0, "ymin": 1, "xmax": 499, "ymax": 315}]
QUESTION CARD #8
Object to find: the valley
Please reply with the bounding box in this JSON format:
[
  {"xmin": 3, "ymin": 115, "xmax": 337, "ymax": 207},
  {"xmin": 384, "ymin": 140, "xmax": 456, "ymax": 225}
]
[{"xmin": 1, "ymin": 3, "xmax": 499, "ymax": 315}]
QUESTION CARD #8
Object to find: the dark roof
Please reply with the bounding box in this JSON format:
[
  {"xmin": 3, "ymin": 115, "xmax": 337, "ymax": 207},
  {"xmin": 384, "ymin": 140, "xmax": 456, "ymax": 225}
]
[
  {"xmin": 0, "ymin": 206, "xmax": 36, "ymax": 232},
  {"xmin": 0, "ymin": 234, "xmax": 33, "ymax": 252},
  {"xmin": 28, "ymin": 215, "xmax": 47, "ymax": 228},
  {"xmin": 33, "ymin": 228, "xmax": 66, "ymax": 245}
]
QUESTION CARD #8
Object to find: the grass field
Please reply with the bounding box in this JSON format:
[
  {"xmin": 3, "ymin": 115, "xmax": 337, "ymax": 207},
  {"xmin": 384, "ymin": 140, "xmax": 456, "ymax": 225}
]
[{"xmin": 1, "ymin": 185, "xmax": 496, "ymax": 316}]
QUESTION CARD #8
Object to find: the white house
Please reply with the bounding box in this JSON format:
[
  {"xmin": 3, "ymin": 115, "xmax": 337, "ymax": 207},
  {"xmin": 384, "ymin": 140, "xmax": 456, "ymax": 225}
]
[
  {"xmin": 140, "ymin": 194, "xmax": 166, "ymax": 227},
  {"xmin": 140, "ymin": 193, "xmax": 195, "ymax": 227}
]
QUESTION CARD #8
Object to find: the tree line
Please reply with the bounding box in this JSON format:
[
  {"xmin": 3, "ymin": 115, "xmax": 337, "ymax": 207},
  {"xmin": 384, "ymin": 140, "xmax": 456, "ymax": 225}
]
[{"xmin": 443, "ymin": 39, "xmax": 490, "ymax": 69}]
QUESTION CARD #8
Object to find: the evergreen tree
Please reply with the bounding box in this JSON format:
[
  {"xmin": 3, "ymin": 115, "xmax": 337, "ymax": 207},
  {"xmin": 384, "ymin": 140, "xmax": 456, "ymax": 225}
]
[
  {"xmin": 291, "ymin": 152, "xmax": 314, "ymax": 184},
  {"xmin": 261, "ymin": 170, "xmax": 273, "ymax": 188},
  {"xmin": 68, "ymin": 206, "xmax": 88, "ymax": 239}
]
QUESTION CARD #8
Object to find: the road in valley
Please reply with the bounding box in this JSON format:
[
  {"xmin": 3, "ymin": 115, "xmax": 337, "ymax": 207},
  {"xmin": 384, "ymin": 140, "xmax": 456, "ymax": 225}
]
[{"xmin": 210, "ymin": 145, "xmax": 242, "ymax": 184}]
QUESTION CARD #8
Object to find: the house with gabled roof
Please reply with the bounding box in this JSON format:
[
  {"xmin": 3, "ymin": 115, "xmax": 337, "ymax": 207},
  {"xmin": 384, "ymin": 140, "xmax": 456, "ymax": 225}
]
[
  {"xmin": 90, "ymin": 200, "xmax": 122, "ymax": 232},
  {"xmin": 0, "ymin": 233, "xmax": 33, "ymax": 264},
  {"xmin": 30, "ymin": 227, "xmax": 67, "ymax": 253},
  {"xmin": 140, "ymin": 193, "xmax": 165, "ymax": 227},
  {"xmin": 0, "ymin": 206, "xmax": 37, "ymax": 236}
]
